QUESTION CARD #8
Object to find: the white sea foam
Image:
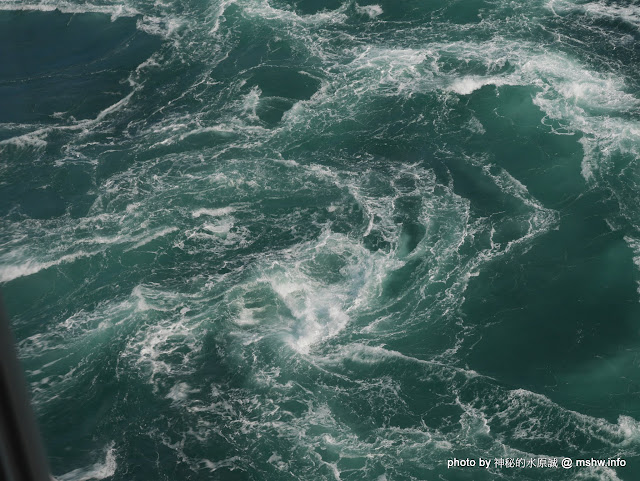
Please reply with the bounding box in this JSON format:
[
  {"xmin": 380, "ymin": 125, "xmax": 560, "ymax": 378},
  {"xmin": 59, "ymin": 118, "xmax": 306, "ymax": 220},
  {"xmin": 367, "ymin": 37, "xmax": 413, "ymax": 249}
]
[
  {"xmin": 349, "ymin": 47, "xmax": 431, "ymax": 95},
  {"xmin": 202, "ymin": 220, "xmax": 233, "ymax": 235},
  {"xmin": 465, "ymin": 115, "xmax": 485, "ymax": 135},
  {"xmin": 202, "ymin": 456, "xmax": 244, "ymax": 472},
  {"xmin": 355, "ymin": 4, "xmax": 383, "ymax": 19},
  {"xmin": 320, "ymin": 342, "xmax": 486, "ymax": 380},
  {"xmin": 1, "ymin": 89, "xmax": 138, "ymax": 151},
  {"xmin": 230, "ymin": 228, "xmax": 402, "ymax": 354},
  {"xmin": 525, "ymin": 54, "xmax": 640, "ymax": 186},
  {"xmin": 583, "ymin": 2, "xmax": 640, "ymax": 28},
  {"xmin": 56, "ymin": 442, "xmax": 117, "ymax": 481},
  {"xmin": 209, "ymin": 0, "xmax": 238, "ymax": 33},
  {"xmin": 0, "ymin": 250, "xmax": 97, "ymax": 283},
  {"xmin": 128, "ymin": 226, "xmax": 178, "ymax": 250},
  {"xmin": 0, "ymin": 130, "xmax": 49, "ymax": 149},
  {"xmin": 267, "ymin": 267, "xmax": 352, "ymax": 354},
  {"xmin": 490, "ymin": 388, "xmax": 640, "ymax": 447},
  {"xmin": 122, "ymin": 286, "xmax": 203, "ymax": 387},
  {"xmin": 240, "ymin": 85, "xmax": 261, "ymax": 121},
  {"xmin": 233, "ymin": 307, "xmax": 262, "ymax": 326},
  {"xmin": 166, "ymin": 382, "xmax": 199, "ymax": 402},
  {"xmin": 548, "ymin": 0, "xmax": 640, "ymax": 29},
  {"xmin": 243, "ymin": 0, "xmax": 349, "ymax": 25},
  {"xmin": 178, "ymin": 125, "xmax": 236, "ymax": 140},
  {"xmin": 192, "ymin": 206, "xmax": 234, "ymax": 218},
  {"xmin": 136, "ymin": 15, "xmax": 184, "ymax": 38},
  {"xmin": 401, "ymin": 38, "xmax": 640, "ymax": 198},
  {"xmin": 0, "ymin": 2, "xmax": 139, "ymax": 21},
  {"xmin": 449, "ymin": 75, "xmax": 512, "ymax": 95}
]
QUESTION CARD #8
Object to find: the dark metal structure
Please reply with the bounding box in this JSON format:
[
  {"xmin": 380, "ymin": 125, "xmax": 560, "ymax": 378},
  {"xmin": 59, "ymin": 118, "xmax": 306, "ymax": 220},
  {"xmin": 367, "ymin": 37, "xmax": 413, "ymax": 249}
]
[{"xmin": 0, "ymin": 294, "xmax": 51, "ymax": 481}]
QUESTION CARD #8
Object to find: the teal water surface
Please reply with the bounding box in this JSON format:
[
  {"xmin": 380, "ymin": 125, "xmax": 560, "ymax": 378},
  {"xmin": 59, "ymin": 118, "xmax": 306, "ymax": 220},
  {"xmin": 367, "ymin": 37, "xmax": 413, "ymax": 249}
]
[{"xmin": 2, "ymin": 1, "xmax": 640, "ymax": 480}]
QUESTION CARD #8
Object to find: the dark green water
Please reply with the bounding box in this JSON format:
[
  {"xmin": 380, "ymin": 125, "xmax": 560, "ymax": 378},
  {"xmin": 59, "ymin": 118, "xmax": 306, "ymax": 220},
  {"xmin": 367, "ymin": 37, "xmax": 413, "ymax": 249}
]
[{"xmin": 2, "ymin": 0, "xmax": 640, "ymax": 480}]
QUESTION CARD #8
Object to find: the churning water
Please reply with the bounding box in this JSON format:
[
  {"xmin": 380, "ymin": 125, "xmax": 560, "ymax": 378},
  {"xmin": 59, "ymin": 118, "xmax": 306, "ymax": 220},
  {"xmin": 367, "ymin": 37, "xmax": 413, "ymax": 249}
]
[{"xmin": 2, "ymin": 0, "xmax": 640, "ymax": 480}]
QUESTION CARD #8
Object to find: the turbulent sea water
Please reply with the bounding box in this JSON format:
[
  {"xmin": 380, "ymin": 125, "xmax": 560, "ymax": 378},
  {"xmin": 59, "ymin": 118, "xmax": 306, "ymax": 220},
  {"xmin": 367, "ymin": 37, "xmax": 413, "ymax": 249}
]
[{"xmin": 2, "ymin": 0, "xmax": 640, "ymax": 479}]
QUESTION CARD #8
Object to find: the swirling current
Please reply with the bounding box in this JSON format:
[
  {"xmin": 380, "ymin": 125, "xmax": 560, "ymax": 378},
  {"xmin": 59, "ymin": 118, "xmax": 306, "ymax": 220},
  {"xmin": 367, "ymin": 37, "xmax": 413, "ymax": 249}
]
[{"xmin": 2, "ymin": 0, "xmax": 640, "ymax": 480}]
